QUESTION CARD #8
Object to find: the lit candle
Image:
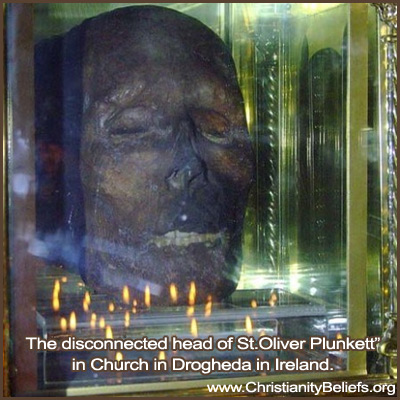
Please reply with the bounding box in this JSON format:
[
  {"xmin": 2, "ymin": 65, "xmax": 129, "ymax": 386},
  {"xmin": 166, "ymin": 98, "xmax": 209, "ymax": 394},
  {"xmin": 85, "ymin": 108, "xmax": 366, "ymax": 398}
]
[
  {"xmin": 83, "ymin": 292, "xmax": 90, "ymax": 313},
  {"xmin": 188, "ymin": 281, "xmax": 196, "ymax": 306},
  {"xmin": 124, "ymin": 311, "xmax": 130, "ymax": 328},
  {"xmin": 69, "ymin": 311, "xmax": 77, "ymax": 331},
  {"xmin": 105, "ymin": 325, "xmax": 113, "ymax": 339},
  {"xmin": 60, "ymin": 317, "xmax": 67, "ymax": 332},
  {"xmin": 170, "ymin": 284, "xmax": 178, "ymax": 304},
  {"xmin": 52, "ymin": 279, "xmax": 61, "ymax": 312},
  {"xmin": 122, "ymin": 285, "xmax": 130, "ymax": 305},
  {"xmin": 245, "ymin": 315, "xmax": 253, "ymax": 335},
  {"xmin": 144, "ymin": 285, "xmax": 151, "ymax": 308},
  {"xmin": 187, "ymin": 306, "xmax": 194, "ymax": 317},
  {"xmin": 90, "ymin": 313, "xmax": 97, "ymax": 329},
  {"xmin": 191, "ymin": 318, "xmax": 198, "ymax": 338}
]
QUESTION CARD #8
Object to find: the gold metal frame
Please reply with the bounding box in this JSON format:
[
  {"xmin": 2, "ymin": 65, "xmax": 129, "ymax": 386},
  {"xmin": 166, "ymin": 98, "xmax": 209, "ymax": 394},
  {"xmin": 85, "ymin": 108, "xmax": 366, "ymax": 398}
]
[
  {"xmin": 372, "ymin": 2, "xmax": 397, "ymax": 379},
  {"xmin": 346, "ymin": 3, "xmax": 369, "ymax": 374},
  {"xmin": 3, "ymin": 3, "xmax": 397, "ymax": 396}
]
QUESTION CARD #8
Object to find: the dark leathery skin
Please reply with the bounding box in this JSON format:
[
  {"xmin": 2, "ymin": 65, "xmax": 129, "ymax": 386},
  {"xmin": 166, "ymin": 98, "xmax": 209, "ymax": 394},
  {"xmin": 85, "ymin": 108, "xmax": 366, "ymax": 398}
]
[{"xmin": 39, "ymin": 6, "xmax": 255, "ymax": 305}]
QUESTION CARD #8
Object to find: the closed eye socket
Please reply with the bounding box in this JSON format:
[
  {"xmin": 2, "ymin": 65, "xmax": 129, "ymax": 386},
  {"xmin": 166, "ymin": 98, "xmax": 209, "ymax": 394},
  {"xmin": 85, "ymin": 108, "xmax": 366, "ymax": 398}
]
[
  {"xmin": 201, "ymin": 129, "xmax": 230, "ymax": 144},
  {"xmin": 107, "ymin": 107, "xmax": 152, "ymax": 136},
  {"xmin": 110, "ymin": 125, "xmax": 148, "ymax": 136},
  {"xmin": 190, "ymin": 109, "xmax": 231, "ymax": 144}
]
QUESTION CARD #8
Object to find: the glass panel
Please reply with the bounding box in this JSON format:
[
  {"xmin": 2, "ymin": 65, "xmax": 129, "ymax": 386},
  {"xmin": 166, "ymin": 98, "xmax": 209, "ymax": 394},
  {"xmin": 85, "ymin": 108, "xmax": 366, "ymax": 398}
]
[
  {"xmin": 234, "ymin": 3, "xmax": 348, "ymax": 301},
  {"xmin": 6, "ymin": 3, "xmax": 384, "ymax": 395},
  {"xmin": 366, "ymin": 5, "xmax": 386, "ymax": 374},
  {"xmin": 233, "ymin": 2, "xmax": 349, "ymax": 349}
]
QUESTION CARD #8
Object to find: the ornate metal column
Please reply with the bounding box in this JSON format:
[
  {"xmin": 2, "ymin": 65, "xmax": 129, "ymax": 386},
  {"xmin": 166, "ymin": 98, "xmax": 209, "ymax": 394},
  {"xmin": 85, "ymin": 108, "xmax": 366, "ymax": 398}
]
[{"xmin": 372, "ymin": 3, "xmax": 397, "ymax": 379}]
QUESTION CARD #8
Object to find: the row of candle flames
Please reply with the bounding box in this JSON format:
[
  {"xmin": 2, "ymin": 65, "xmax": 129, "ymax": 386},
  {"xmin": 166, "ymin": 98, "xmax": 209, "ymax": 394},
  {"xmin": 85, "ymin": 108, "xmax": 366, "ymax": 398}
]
[
  {"xmin": 52, "ymin": 279, "xmax": 278, "ymax": 340},
  {"xmin": 50, "ymin": 280, "xmax": 343, "ymax": 371},
  {"xmin": 50, "ymin": 279, "xmax": 282, "ymax": 368}
]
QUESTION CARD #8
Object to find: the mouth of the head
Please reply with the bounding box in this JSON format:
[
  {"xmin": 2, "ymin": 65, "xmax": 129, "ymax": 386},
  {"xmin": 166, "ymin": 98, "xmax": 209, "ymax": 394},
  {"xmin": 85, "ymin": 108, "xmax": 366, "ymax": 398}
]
[{"xmin": 148, "ymin": 230, "xmax": 226, "ymax": 248}]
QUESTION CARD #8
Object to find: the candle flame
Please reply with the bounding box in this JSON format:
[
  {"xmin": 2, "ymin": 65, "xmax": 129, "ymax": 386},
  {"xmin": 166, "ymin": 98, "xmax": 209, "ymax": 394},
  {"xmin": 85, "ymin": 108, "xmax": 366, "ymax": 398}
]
[
  {"xmin": 159, "ymin": 351, "xmax": 166, "ymax": 361},
  {"xmin": 105, "ymin": 325, "xmax": 113, "ymax": 339},
  {"xmin": 204, "ymin": 296, "xmax": 212, "ymax": 317},
  {"xmin": 60, "ymin": 317, "xmax": 67, "ymax": 332},
  {"xmin": 108, "ymin": 302, "xmax": 115, "ymax": 313},
  {"xmin": 133, "ymin": 299, "xmax": 138, "ymax": 307},
  {"xmin": 115, "ymin": 352, "xmax": 123, "ymax": 362},
  {"xmin": 99, "ymin": 317, "xmax": 106, "ymax": 329},
  {"xmin": 90, "ymin": 313, "xmax": 97, "ymax": 329},
  {"xmin": 83, "ymin": 292, "xmax": 90, "ymax": 313},
  {"xmin": 52, "ymin": 279, "xmax": 60, "ymax": 311},
  {"xmin": 251, "ymin": 299, "xmax": 257, "ymax": 308},
  {"xmin": 61, "ymin": 276, "xmax": 68, "ymax": 283},
  {"xmin": 191, "ymin": 318, "xmax": 198, "ymax": 337},
  {"xmin": 188, "ymin": 281, "xmax": 196, "ymax": 306},
  {"xmin": 132, "ymin": 307, "xmax": 137, "ymax": 314},
  {"xmin": 245, "ymin": 315, "xmax": 253, "ymax": 335},
  {"xmin": 170, "ymin": 283, "xmax": 178, "ymax": 304},
  {"xmin": 122, "ymin": 285, "xmax": 130, "ymax": 304},
  {"xmin": 69, "ymin": 311, "xmax": 77, "ymax": 331},
  {"xmin": 187, "ymin": 306, "xmax": 194, "ymax": 317},
  {"xmin": 54, "ymin": 279, "xmax": 61, "ymax": 293},
  {"xmin": 144, "ymin": 285, "xmax": 151, "ymax": 308},
  {"xmin": 124, "ymin": 311, "xmax": 130, "ymax": 328},
  {"xmin": 52, "ymin": 295, "xmax": 60, "ymax": 312},
  {"xmin": 268, "ymin": 292, "xmax": 277, "ymax": 307}
]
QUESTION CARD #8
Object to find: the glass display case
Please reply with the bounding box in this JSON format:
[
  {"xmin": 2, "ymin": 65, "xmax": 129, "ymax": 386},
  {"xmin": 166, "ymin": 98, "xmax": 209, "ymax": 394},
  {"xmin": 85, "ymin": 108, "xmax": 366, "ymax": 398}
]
[{"xmin": 4, "ymin": 3, "xmax": 397, "ymax": 396}]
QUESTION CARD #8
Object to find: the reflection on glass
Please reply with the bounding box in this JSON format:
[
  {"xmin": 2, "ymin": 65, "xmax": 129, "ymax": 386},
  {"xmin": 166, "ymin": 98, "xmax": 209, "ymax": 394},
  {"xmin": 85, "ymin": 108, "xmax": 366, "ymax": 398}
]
[{"xmin": 8, "ymin": 2, "xmax": 387, "ymax": 393}]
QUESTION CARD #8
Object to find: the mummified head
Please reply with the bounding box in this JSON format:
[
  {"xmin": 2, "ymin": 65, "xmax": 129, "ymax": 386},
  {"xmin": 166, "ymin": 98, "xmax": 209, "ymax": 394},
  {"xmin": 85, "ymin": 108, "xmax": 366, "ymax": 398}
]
[{"xmin": 79, "ymin": 6, "xmax": 254, "ymax": 304}]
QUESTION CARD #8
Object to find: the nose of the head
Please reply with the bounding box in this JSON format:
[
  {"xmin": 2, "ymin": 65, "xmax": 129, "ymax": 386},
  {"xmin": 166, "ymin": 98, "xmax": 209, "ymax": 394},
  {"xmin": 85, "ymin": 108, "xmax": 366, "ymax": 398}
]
[
  {"xmin": 165, "ymin": 161, "xmax": 206, "ymax": 194},
  {"xmin": 165, "ymin": 116, "xmax": 207, "ymax": 194},
  {"xmin": 164, "ymin": 125, "xmax": 221, "ymax": 233}
]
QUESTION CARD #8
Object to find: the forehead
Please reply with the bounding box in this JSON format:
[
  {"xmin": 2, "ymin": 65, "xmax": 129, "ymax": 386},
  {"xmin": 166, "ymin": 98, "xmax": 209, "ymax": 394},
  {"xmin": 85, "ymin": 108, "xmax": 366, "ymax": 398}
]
[
  {"xmin": 81, "ymin": 8, "xmax": 236, "ymax": 106},
  {"xmin": 84, "ymin": 67, "xmax": 231, "ymax": 110},
  {"xmin": 83, "ymin": 45, "xmax": 236, "ymax": 114}
]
